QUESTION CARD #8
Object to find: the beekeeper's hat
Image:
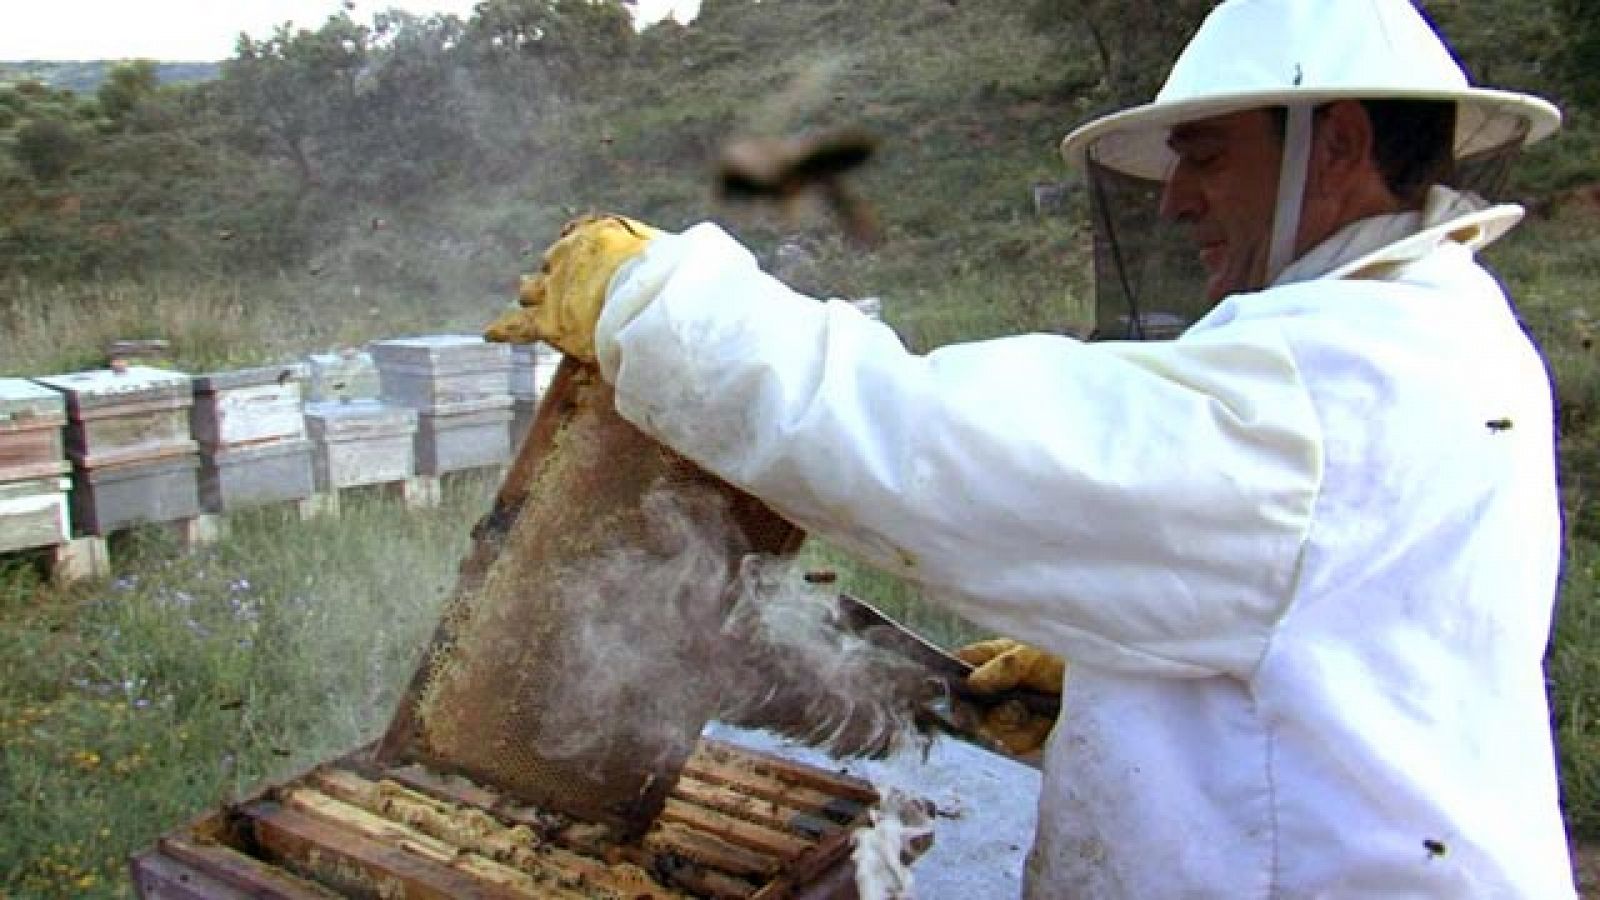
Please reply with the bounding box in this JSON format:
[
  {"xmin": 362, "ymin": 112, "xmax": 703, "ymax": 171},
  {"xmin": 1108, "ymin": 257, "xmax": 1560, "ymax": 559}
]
[
  {"xmin": 1060, "ymin": 0, "xmax": 1561, "ymax": 178},
  {"xmin": 1061, "ymin": 0, "xmax": 1561, "ymax": 342}
]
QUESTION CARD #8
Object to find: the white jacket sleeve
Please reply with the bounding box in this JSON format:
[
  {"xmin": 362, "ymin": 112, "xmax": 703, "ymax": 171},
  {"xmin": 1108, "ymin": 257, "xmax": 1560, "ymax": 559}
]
[{"xmin": 598, "ymin": 223, "xmax": 1323, "ymax": 679}]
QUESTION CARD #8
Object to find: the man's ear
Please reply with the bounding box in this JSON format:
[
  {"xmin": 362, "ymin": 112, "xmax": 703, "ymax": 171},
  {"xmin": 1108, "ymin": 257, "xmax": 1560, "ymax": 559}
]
[{"xmin": 1312, "ymin": 100, "xmax": 1378, "ymax": 195}]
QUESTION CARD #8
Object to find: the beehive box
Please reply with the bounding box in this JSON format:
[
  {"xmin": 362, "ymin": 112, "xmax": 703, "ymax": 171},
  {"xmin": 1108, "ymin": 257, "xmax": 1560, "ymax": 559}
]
[
  {"xmin": 0, "ymin": 476, "xmax": 72, "ymax": 554},
  {"xmin": 306, "ymin": 350, "xmax": 380, "ymax": 403},
  {"xmin": 415, "ymin": 399, "xmax": 513, "ymax": 476},
  {"xmin": 33, "ymin": 367, "xmax": 197, "ymax": 470},
  {"xmin": 371, "ymin": 335, "xmax": 512, "ymax": 413},
  {"xmin": 70, "ymin": 455, "xmax": 200, "ymax": 536},
  {"xmin": 0, "ymin": 378, "xmax": 69, "ymax": 483},
  {"xmin": 304, "ymin": 401, "xmax": 418, "ymax": 490},
  {"xmin": 191, "ymin": 364, "xmax": 309, "ymax": 451},
  {"xmin": 199, "ymin": 439, "xmax": 316, "ymax": 513},
  {"xmin": 131, "ymin": 737, "xmax": 908, "ymax": 899}
]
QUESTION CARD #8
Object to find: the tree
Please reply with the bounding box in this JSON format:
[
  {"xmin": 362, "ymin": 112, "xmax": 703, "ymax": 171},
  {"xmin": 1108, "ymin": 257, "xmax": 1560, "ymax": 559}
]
[
  {"xmin": 465, "ymin": 0, "xmax": 636, "ymax": 90},
  {"xmin": 97, "ymin": 59, "xmax": 161, "ymax": 129},
  {"xmin": 1027, "ymin": 0, "xmax": 1211, "ymax": 106},
  {"xmin": 1553, "ymin": 0, "xmax": 1600, "ymax": 109},
  {"xmin": 220, "ymin": 14, "xmax": 372, "ymax": 192},
  {"xmin": 11, "ymin": 116, "xmax": 88, "ymax": 183}
]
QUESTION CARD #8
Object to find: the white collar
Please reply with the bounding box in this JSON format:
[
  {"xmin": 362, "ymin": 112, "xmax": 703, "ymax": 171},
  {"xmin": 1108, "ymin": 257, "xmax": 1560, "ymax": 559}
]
[{"xmin": 1271, "ymin": 185, "xmax": 1524, "ymax": 286}]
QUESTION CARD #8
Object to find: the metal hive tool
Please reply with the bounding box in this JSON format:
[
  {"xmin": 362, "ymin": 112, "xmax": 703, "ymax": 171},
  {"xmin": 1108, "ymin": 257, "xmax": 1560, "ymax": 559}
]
[{"xmin": 373, "ymin": 355, "xmax": 805, "ymax": 840}]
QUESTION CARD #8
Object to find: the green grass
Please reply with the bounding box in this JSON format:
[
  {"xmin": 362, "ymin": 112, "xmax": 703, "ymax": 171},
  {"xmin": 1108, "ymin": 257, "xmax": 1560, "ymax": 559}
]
[
  {"xmin": 0, "ymin": 475, "xmax": 494, "ymax": 898},
  {"xmin": 1554, "ymin": 539, "xmax": 1600, "ymax": 838},
  {"xmin": 0, "ymin": 268, "xmax": 512, "ymax": 379}
]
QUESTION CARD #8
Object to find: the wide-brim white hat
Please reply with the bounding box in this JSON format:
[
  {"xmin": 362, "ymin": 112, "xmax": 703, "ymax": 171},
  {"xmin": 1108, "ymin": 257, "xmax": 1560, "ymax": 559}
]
[{"xmin": 1060, "ymin": 0, "xmax": 1562, "ymax": 180}]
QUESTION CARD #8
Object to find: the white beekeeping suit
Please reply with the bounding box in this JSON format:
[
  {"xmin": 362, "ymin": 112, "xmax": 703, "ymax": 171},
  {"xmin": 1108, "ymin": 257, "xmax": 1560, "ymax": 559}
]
[{"xmin": 594, "ymin": 0, "xmax": 1571, "ymax": 896}]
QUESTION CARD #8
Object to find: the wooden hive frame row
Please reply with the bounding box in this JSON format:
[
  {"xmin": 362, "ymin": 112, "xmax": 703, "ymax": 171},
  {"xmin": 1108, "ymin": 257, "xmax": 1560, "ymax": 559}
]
[{"xmin": 132, "ymin": 738, "xmax": 899, "ymax": 900}]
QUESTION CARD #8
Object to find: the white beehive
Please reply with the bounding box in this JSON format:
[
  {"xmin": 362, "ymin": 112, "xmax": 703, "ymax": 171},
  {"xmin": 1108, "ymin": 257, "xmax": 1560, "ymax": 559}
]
[
  {"xmin": 33, "ymin": 367, "xmax": 200, "ymax": 536},
  {"xmin": 303, "ymin": 401, "xmax": 418, "ymax": 491}
]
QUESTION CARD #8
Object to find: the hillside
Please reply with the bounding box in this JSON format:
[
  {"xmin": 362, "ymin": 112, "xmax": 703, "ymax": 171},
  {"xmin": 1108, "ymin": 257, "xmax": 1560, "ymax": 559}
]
[{"xmin": 0, "ymin": 60, "xmax": 219, "ymax": 92}]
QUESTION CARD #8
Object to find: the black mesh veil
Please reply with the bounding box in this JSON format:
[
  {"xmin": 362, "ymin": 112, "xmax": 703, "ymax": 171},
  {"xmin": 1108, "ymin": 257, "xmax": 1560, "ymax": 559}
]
[
  {"xmin": 1086, "ymin": 155, "xmax": 1208, "ymax": 341},
  {"xmin": 1083, "ymin": 108, "xmax": 1529, "ymax": 343}
]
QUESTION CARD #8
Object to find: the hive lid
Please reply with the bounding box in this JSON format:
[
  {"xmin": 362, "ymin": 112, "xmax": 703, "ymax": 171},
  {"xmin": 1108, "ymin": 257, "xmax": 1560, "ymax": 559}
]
[
  {"xmin": 414, "ymin": 395, "xmax": 514, "ymax": 420},
  {"xmin": 192, "ymin": 363, "xmax": 308, "ymax": 394},
  {"xmin": 80, "ymin": 452, "xmax": 200, "ymax": 483},
  {"xmin": 510, "ymin": 344, "xmax": 561, "ymax": 398},
  {"xmin": 0, "ymin": 378, "xmax": 65, "ymax": 421},
  {"xmin": 305, "ymin": 351, "xmax": 379, "ymax": 403},
  {"xmin": 202, "ymin": 436, "xmax": 313, "ymax": 464},
  {"xmin": 304, "ymin": 400, "xmax": 417, "ymax": 438},
  {"xmin": 369, "ymin": 335, "xmax": 511, "ymax": 371},
  {"xmin": 34, "ymin": 366, "xmax": 192, "ymax": 412}
]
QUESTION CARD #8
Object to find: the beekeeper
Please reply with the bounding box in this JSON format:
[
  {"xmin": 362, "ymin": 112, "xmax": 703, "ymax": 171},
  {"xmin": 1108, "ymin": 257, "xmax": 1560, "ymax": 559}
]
[{"xmin": 487, "ymin": 0, "xmax": 1573, "ymax": 895}]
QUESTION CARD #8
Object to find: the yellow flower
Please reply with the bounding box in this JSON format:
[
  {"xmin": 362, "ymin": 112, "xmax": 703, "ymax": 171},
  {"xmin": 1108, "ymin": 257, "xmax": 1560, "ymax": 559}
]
[{"xmin": 76, "ymin": 873, "xmax": 97, "ymax": 889}]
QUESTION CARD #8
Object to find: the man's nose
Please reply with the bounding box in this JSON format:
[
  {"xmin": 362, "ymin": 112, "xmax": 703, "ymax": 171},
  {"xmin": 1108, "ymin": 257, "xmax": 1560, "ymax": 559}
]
[{"xmin": 1159, "ymin": 164, "xmax": 1199, "ymax": 222}]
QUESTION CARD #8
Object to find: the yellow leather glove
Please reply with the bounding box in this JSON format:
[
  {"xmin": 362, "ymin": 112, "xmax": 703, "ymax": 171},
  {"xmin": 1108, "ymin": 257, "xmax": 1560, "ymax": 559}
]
[
  {"xmin": 484, "ymin": 214, "xmax": 661, "ymax": 362},
  {"xmin": 955, "ymin": 638, "xmax": 1066, "ymax": 756}
]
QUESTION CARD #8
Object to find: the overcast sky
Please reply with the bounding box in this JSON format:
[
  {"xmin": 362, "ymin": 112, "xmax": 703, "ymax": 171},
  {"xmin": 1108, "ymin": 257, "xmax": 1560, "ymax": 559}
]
[{"xmin": 1, "ymin": 0, "xmax": 703, "ymax": 62}]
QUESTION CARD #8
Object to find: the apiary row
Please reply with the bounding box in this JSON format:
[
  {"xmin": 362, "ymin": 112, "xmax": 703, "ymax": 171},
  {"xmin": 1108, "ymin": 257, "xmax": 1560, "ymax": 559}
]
[{"xmin": 0, "ymin": 338, "xmax": 561, "ymax": 582}]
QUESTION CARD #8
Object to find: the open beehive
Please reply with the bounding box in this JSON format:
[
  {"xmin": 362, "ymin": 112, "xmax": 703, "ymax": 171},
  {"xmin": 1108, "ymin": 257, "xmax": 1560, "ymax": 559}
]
[
  {"xmin": 131, "ymin": 736, "xmax": 892, "ymax": 899},
  {"xmin": 133, "ymin": 355, "xmax": 928, "ymax": 897}
]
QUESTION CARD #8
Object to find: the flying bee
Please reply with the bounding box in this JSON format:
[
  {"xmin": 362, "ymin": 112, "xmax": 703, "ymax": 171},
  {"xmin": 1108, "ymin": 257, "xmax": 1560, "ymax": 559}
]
[{"xmin": 716, "ymin": 126, "xmax": 882, "ymax": 248}]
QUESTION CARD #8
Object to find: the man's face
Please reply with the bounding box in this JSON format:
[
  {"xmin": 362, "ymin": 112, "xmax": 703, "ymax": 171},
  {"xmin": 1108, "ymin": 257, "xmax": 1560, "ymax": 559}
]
[{"xmin": 1159, "ymin": 110, "xmax": 1284, "ymax": 302}]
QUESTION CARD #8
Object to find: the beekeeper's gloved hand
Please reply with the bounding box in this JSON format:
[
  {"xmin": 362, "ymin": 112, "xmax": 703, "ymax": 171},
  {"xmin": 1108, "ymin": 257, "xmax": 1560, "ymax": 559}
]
[
  {"xmin": 955, "ymin": 638, "xmax": 1065, "ymax": 756},
  {"xmin": 483, "ymin": 214, "xmax": 662, "ymax": 362}
]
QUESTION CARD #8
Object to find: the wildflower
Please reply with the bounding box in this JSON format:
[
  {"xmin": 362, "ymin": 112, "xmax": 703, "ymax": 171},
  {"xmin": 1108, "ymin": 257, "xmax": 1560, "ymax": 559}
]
[{"xmin": 76, "ymin": 873, "xmax": 97, "ymax": 889}]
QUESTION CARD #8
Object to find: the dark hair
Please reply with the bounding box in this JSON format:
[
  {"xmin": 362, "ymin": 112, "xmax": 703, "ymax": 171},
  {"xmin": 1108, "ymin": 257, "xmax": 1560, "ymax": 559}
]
[
  {"xmin": 1271, "ymin": 99, "xmax": 1457, "ymax": 208},
  {"xmin": 1360, "ymin": 99, "xmax": 1457, "ymax": 207}
]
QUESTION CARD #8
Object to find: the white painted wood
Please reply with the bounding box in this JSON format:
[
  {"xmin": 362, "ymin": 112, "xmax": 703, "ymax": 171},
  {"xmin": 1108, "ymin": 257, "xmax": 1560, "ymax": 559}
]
[
  {"xmin": 401, "ymin": 476, "xmax": 441, "ymax": 509},
  {"xmin": 372, "ymin": 335, "xmax": 512, "ymax": 413},
  {"xmin": 0, "ymin": 477, "xmax": 71, "ymax": 553},
  {"xmin": 49, "ymin": 536, "xmax": 109, "ymax": 585},
  {"xmin": 305, "ymin": 351, "xmax": 380, "ymax": 403},
  {"xmin": 198, "ymin": 440, "xmax": 315, "ymax": 513},
  {"xmin": 415, "ymin": 404, "xmax": 512, "ymax": 475},
  {"xmin": 71, "ymin": 456, "xmax": 201, "ymax": 535},
  {"xmin": 192, "ymin": 382, "xmax": 307, "ymax": 448},
  {"xmin": 34, "ymin": 367, "xmax": 196, "ymax": 470}
]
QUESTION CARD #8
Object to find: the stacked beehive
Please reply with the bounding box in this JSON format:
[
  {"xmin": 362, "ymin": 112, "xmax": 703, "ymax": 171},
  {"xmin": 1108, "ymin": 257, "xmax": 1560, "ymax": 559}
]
[
  {"xmin": 191, "ymin": 365, "xmax": 315, "ymax": 515},
  {"xmin": 0, "ymin": 379, "xmax": 72, "ymax": 556},
  {"xmin": 303, "ymin": 401, "xmax": 420, "ymax": 494},
  {"xmin": 33, "ymin": 367, "xmax": 201, "ymax": 536},
  {"xmin": 302, "ymin": 347, "xmax": 420, "ymax": 501},
  {"xmin": 371, "ymin": 335, "xmax": 513, "ymax": 477}
]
